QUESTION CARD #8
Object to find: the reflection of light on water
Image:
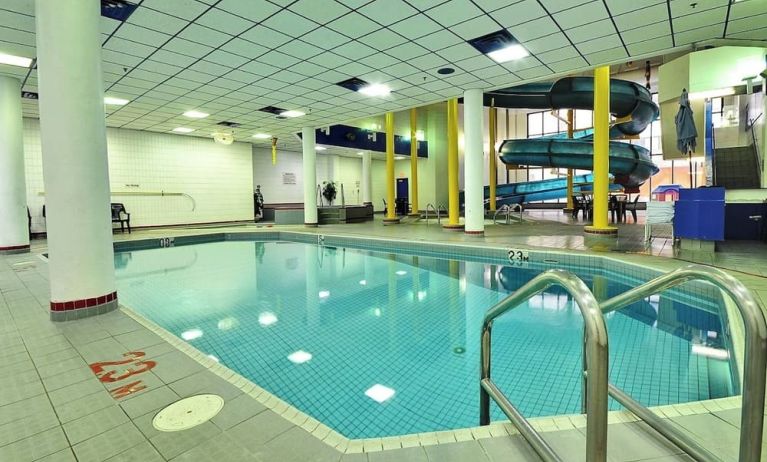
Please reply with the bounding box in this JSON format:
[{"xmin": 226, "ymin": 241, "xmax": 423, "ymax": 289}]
[
  {"xmin": 395, "ymin": 270, "xmax": 407, "ymax": 276},
  {"xmin": 365, "ymin": 384, "xmax": 395, "ymax": 403},
  {"xmin": 258, "ymin": 312, "xmax": 278, "ymax": 326},
  {"xmin": 319, "ymin": 290, "xmax": 330, "ymax": 299},
  {"xmin": 217, "ymin": 317, "xmax": 239, "ymax": 331},
  {"xmin": 181, "ymin": 329, "xmax": 203, "ymax": 341},
  {"xmin": 287, "ymin": 350, "xmax": 313, "ymax": 364},
  {"xmin": 459, "ymin": 276, "xmax": 467, "ymax": 293},
  {"xmin": 373, "ymin": 307, "xmax": 381, "ymax": 317},
  {"xmin": 359, "ymin": 280, "xmax": 367, "ymax": 286},
  {"xmin": 692, "ymin": 344, "xmax": 729, "ymax": 360},
  {"xmin": 207, "ymin": 355, "xmax": 219, "ymax": 362},
  {"xmin": 417, "ymin": 290, "xmax": 427, "ymax": 301}
]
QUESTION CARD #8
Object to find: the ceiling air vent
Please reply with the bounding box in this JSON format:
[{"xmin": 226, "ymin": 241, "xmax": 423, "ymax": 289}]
[
  {"xmin": 218, "ymin": 121, "xmax": 241, "ymax": 128},
  {"xmin": 335, "ymin": 77, "xmax": 369, "ymax": 92},
  {"xmin": 101, "ymin": 0, "xmax": 138, "ymax": 22},
  {"xmin": 259, "ymin": 106, "xmax": 286, "ymax": 115},
  {"xmin": 467, "ymin": 29, "xmax": 516, "ymax": 54}
]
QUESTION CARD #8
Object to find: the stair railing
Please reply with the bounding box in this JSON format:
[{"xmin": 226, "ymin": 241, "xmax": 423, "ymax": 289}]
[{"xmin": 748, "ymin": 113, "xmax": 763, "ymax": 186}]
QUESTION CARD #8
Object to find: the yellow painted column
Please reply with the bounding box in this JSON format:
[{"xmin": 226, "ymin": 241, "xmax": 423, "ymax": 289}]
[
  {"xmin": 585, "ymin": 66, "xmax": 617, "ymax": 235},
  {"xmin": 383, "ymin": 112, "xmax": 399, "ymax": 224},
  {"xmin": 409, "ymin": 108, "xmax": 419, "ymax": 217},
  {"xmin": 489, "ymin": 103, "xmax": 497, "ymax": 212},
  {"xmin": 564, "ymin": 109, "xmax": 574, "ymax": 213},
  {"xmin": 444, "ymin": 98, "xmax": 463, "ymax": 229}
]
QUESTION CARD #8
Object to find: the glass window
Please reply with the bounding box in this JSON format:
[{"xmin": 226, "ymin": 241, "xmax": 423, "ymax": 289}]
[
  {"xmin": 542, "ymin": 112, "xmax": 560, "ymax": 134},
  {"xmin": 575, "ymin": 110, "xmax": 592, "ymax": 130},
  {"xmin": 527, "ymin": 112, "xmax": 543, "ymax": 137}
]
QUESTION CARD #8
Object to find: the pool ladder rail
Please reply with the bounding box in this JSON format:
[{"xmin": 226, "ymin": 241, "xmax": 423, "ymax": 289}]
[
  {"xmin": 424, "ymin": 203, "xmax": 446, "ymax": 225},
  {"xmin": 479, "ymin": 264, "xmax": 767, "ymax": 462},
  {"xmin": 492, "ymin": 204, "xmax": 523, "ymax": 225}
]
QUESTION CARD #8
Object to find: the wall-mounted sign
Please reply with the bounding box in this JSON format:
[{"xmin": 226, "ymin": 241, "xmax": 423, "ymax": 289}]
[{"xmin": 282, "ymin": 172, "xmax": 296, "ymax": 184}]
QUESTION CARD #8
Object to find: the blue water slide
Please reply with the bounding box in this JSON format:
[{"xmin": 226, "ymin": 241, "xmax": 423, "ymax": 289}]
[
  {"xmin": 477, "ymin": 77, "xmax": 659, "ymax": 205},
  {"xmin": 489, "ymin": 174, "xmax": 623, "ymax": 207}
]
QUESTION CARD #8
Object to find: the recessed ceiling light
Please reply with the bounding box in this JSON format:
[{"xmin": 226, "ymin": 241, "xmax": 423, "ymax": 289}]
[
  {"xmin": 104, "ymin": 96, "xmax": 129, "ymax": 106},
  {"xmin": 280, "ymin": 110, "xmax": 305, "ymax": 118},
  {"xmin": 183, "ymin": 110, "xmax": 209, "ymax": 119},
  {"xmin": 172, "ymin": 127, "xmax": 194, "ymax": 133},
  {"xmin": 253, "ymin": 133, "xmax": 271, "ymax": 139},
  {"xmin": 487, "ymin": 44, "xmax": 529, "ymax": 63},
  {"xmin": 359, "ymin": 83, "xmax": 391, "ymax": 97},
  {"xmin": 468, "ymin": 30, "xmax": 529, "ymax": 63},
  {"xmin": 315, "ymin": 146, "xmax": 327, "ymax": 151},
  {"xmin": 0, "ymin": 53, "xmax": 32, "ymax": 68}
]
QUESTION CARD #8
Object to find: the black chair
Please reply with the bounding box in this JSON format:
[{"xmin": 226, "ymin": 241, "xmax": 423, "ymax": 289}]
[
  {"xmin": 625, "ymin": 196, "xmax": 640, "ymax": 223},
  {"xmin": 571, "ymin": 195, "xmax": 585, "ymax": 219},
  {"xmin": 111, "ymin": 203, "xmax": 131, "ymax": 233}
]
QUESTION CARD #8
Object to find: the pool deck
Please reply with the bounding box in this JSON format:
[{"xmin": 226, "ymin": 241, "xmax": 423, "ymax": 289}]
[{"xmin": 1, "ymin": 211, "xmax": 766, "ymax": 462}]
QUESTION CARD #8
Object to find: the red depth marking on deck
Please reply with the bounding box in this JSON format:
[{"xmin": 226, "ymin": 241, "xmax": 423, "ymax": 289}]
[{"xmin": 89, "ymin": 351, "xmax": 157, "ymax": 399}]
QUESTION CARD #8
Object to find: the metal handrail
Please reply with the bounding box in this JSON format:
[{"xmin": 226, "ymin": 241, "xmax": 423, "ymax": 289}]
[
  {"xmin": 425, "ymin": 203, "xmax": 442, "ymax": 225},
  {"xmin": 748, "ymin": 114, "xmax": 762, "ymax": 186},
  {"xmin": 493, "ymin": 205, "xmax": 510, "ymax": 224},
  {"xmin": 601, "ymin": 264, "xmax": 767, "ymax": 462},
  {"xmin": 480, "ymin": 270, "xmax": 609, "ymax": 462}
]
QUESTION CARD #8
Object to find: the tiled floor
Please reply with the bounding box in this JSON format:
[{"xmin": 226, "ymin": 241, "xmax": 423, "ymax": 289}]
[{"xmin": 1, "ymin": 211, "xmax": 765, "ymax": 461}]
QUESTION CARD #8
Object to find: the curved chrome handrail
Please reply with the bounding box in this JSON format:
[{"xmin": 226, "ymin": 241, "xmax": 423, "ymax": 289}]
[
  {"xmin": 425, "ymin": 203, "xmax": 436, "ymax": 226},
  {"xmin": 493, "ymin": 204, "xmax": 510, "ymax": 224},
  {"xmin": 480, "ymin": 269, "xmax": 609, "ymax": 462},
  {"xmin": 601, "ymin": 264, "xmax": 767, "ymax": 462}
]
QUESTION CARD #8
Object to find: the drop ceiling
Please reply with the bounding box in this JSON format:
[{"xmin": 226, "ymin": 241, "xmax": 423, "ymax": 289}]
[{"xmin": 0, "ymin": 0, "xmax": 764, "ymax": 153}]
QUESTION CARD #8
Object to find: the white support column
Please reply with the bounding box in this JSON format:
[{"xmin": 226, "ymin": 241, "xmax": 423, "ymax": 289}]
[
  {"xmin": 763, "ymin": 76, "xmax": 767, "ymax": 188},
  {"xmin": 0, "ymin": 76, "xmax": 29, "ymax": 254},
  {"xmin": 463, "ymin": 89, "xmax": 485, "ymax": 235},
  {"xmin": 362, "ymin": 151, "xmax": 372, "ymax": 206},
  {"xmin": 36, "ymin": 0, "xmax": 116, "ymax": 320},
  {"xmin": 302, "ymin": 127, "xmax": 318, "ymax": 226}
]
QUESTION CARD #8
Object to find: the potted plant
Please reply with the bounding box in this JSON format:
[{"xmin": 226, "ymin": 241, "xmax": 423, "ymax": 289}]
[{"xmin": 322, "ymin": 181, "xmax": 337, "ymax": 206}]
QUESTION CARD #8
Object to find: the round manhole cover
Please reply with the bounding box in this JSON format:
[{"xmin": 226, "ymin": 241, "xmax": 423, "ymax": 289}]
[{"xmin": 152, "ymin": 394, "xmax": 224, "ymax": 432}]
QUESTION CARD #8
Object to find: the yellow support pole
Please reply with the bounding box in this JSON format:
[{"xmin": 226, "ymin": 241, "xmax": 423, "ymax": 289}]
[
  {"xmin": 384, "ymin": 111, "xmax": 399, "ymax": 224},
  {"xmin": 564, "ymin": 110, "xmax": 574, "ymax": 213},
  {"xmin": 585, "ymin": 66, "xmax": 617, "ymax": 235},
  {"xmin": 409, "ymin": 108, "xmax": 419, "ymax": 217},
  {"xmin": 489, "ymin": 102, "xmax": 497, "ymax": 212},
  {"xmin": 445, "ymin": 98, "xmax": 463, "ymax": 229}
]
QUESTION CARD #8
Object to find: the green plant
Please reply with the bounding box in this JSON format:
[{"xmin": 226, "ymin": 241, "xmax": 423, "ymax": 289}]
[{"xmin": 322, "ymin": 181, "xmax": 337, "ymax": 204}]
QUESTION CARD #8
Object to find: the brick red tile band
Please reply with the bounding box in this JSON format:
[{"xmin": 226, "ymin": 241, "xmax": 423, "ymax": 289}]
[
  {"xmin": 0, "ymin": 244, "xmax": 30, "ymax": 251},
  {"xmin": 50, "ymin": 291, "xmax": 117, "ymax": 311}
]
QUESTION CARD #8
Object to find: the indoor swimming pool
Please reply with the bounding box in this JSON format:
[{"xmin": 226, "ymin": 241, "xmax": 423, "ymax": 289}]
[{"xmin": 114, "ymin": 239, "xmax": 737, "ymax": 439}]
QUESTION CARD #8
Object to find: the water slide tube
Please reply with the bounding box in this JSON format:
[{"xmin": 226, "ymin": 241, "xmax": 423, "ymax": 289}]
[{"xmin": 475, "ymin": 77, "xmax": 659, "ymax": 206}]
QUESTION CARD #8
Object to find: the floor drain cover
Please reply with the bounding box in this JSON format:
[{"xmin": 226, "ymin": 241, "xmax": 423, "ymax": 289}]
[{"xmin": 152, "ymin": 394, "xmax": 224, "ymax": 432}]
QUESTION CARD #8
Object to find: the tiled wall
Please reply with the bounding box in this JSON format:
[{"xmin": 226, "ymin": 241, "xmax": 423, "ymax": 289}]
[
  {"xmin": 23, "ymin": 118, "xmax": 254, "ymax": 232},
  {"xmin": 252, "ymin": 146, "xmax": 368, "ymax": 206}
]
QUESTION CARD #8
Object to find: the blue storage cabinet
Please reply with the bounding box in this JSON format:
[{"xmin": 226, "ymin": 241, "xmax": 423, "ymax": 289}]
[{"xmin": 673, "ymin": 187, "xmax": 725, "ymax": 241}]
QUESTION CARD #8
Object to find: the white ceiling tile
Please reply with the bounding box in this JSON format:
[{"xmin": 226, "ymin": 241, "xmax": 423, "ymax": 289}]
[
  {"xmin": 240, "ymin": 25, "xmax": 293, "ymax": 49},
  {"xmin": 613, "ymin": 3, "xmax": 668, "ymax": 30},
  {"xmin": 358, "ymin": 0, "xmax": 418, "ymax": 26},
  {"xmin": 455, "ymin": 54, "xmax": 496, "ymax": 72},
  {"xmin": 523, "ymin": 32, "xmax": 568, "ymax": 54},
  {"xmin": 413, "ymin": 29, "xmax": 463, "ymax": 51},
  {"xmin": 271, "ymin": 70, "xmax": 306, "ymax": 84},
  {"xmin": 127, "ymin": 8, "xmax": 189, "ymax": 35},
  {"xmin": 336, "ymin": 61, "xmax": 375, "ymax": 76},
  {"xmin": 435, "ymin": 42, "xmax": 479, "ymax": 62},
  {"xmin": 727, "ymin": 26, "xmax": 767, "ymax": 40},
  {"xmin": 450, "ymin": 15, "xmax": 499, "ymax": 40},
  {"xmin": 380, "ymin": 61, "xmax": 420, "ymax": 77},
  {"xmin": 730, "ymin": 0, "xmax": 767, "ymax": 20},
  {"xmin": 409, "ymin": 53, "xmax": 450, "ymax": 70},
  {"xmin": 239, "ymin": 60, "xmax": 281, "ymax": 77},
  {"xmin": 334, "ymin": 41, "xmax": 378, "ymax": 60},
  {"xmin": 620, "ymin": 21, "xmax": 672, "ymax": 45},
  {"xmin": 469, "ymin": 65, "xmax": 509, "ymax": 80},
  {"xmin": 289, "ymin": 0, "xmax": 352, "ymax": 24},
  {"xmin": 425, "ymin": 0, "xmax": 484, "ymax": 27},
  {"xmin": 625, "ymin": 35, "xmax": 673, "ymax": 56},
  {"xmin": 537, "ymin": 46, "xmax": 579, "ymax": 64},
  {"xmin": 566, "ymin": 19, "xmax": 615, "ymax": 43},
  {"xmin": 670, "ymin": 0, "xmax": 729, "ymax": 17},
  {"xmin": 196, "ymin": 7, "xmax": 254, "ymax": 35},
  {"xmin": 139, "ymin": 60, "xmax": 185, "ymax": 77},
  {"xmin": 727, "ymin": 13, "xmax": 767, "ymax": 35},
  {"xmin": 493, "ymin": 0, "xmax": 547, "ymax": 28},
  {"xmin": 257, "ymin": 50, "xmax": 301, "ymax": 68},
  {"xmin": 149, "ymin": 49, "xmax": 198, "ymax": 67},
  {"xmin": 358, "ymin": 52, "xmax": 400, "ymax": 68},
  {"xmin": 222, "ymin": 69, "xmax": 259, "ymax": 84},
  {"xmin": 308, "ymin": 52, "xmax": 351, "ymax": 68},
  {"xmin": 189, "ymin": 60, "xmax": 230, "ymax": 76},
  {"xmin": 500, "ymin": 55, "xmax": 540, "ymax": 72},
  {"xmin": 104, "ymin": 37, "xmax": 157, "ymax": 59},
  {"xmin": 290, "ymin": 61, "xmax": 330, "ymax": 78},
  {"xmin": 220, "ymin": 38, "xmax": 268, "ymax": 59},
  {"xmin": 141, "ymin": 0, "xmax": 210, "ymax": 21},
  {"xmin": 547, "ymin": 56, "xmax": 588, "ymax": 73},
  {"xmin": 279, "ymin": 39, "xmax": 324, "ymax": 60},
  {"xmin": 216, "ymin": 0, "xmax": 282, "ymax": 23},
  {"xmin": 584, "ymin": 47, "xmax": 628, "ymax": 66},
  {"xmin": 575, "ymin": 34, "xmax": 624, "ymax": 54},
  {"xmin": 674, "ymin": 23, "xmax": 724, "ymax": 44},
  {"xmin": 539, "ymin": 0, "xmax": 592, "ymax": 13},
  {"xmin": 178, "ymin": 24, "xmax": 232, "ymax": 47},
  {"xmin": 673, "ymin": 6, "xmax": 728, "ymax": 33},
  {"xmin": 163, "ymin": 37, "xmax": 215, "ymax": 59},
  {"xmin": 327, "ymin": 12, "xmax": 381, "ymax": 38},
  {"xmin": 385, "ymin": 42, "xmax": 429, "ymax": 60},
  {"xmin": 263, "ymin": 9, "xmax": 319, "ymax": 38},
  {"xmin": 204, "ymin": 50, "xmax": 250, "ymax": 69},
  {"xmin": 301, "ymin": 27, "xmax": 351, "ymax": 50},
  {"xmin": 388, "ymin": 14, "xmax": 443, "ymax": 40},
  {"xmin": 515, "ymin": 65, "xmax": 550, "ymax": 80},
  {"xmin": 358, "ymin": 28, "xmax": 408, "ymax": 51},
  {"xmin": 553, "ymin": 2, "xmax": 609, "ymax": 30}
]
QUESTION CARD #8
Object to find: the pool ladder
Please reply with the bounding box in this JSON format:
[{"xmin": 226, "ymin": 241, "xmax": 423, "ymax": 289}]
[
  {"xmin": 492, "ymin": 204, "xmax": 523, "ymax": 225},
  {"xmin": 424, "ymin": 203, "xmax": 446, "ymax": 225},
  {"xmin": 479, "ymin": 264, "xmax": 767, "ymax": 462}
]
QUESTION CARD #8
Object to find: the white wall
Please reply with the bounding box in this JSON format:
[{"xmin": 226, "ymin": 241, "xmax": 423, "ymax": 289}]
[
  {"xmin": 252, "ymin": 147, "xmax": 364, "ymax": 206},
  {"xmin": 24, "ymin": 118, "xmax": 254, "ymax": 232}
]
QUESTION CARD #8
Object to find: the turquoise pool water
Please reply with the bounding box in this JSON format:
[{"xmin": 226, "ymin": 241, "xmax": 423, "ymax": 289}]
[{"xmin": 115, "ymin": 240, "xmax": 735, "ymax": 438}]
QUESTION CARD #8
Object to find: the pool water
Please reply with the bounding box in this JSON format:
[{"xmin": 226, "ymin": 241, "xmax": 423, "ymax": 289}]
[{"xmin": 115, "ymin": 240, "xmax": 736, "ymax": 438}]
